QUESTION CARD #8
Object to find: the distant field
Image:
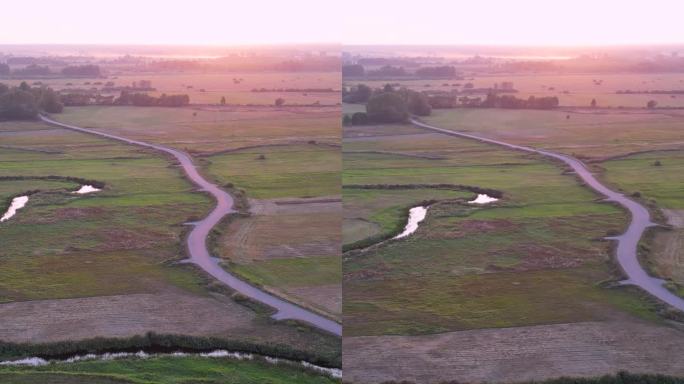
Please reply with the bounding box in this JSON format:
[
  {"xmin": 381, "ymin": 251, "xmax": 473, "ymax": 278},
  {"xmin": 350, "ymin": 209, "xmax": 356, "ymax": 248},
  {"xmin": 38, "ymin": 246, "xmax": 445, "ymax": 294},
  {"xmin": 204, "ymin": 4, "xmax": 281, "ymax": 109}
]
[
  {"xmin": 423, "ymin": 108, "xmax": 684, "ymax": 159},
  {"xmin": 55, "ymin": 105, "xmax": 340, "ymax": 153},
  {"xmin": 343, "ymin": 124, "xmax": 664, "ymax": 337},
  {"xmin": 0, "ymin": 356, "xmax": 338, "ymax": 384},
  {"xmin": 7, "ymin": 71, "xmax": 340, "ymax": 105},
  {"xmin": 349, "ymin": 72, "xmax": 684, "ymax": 108}
]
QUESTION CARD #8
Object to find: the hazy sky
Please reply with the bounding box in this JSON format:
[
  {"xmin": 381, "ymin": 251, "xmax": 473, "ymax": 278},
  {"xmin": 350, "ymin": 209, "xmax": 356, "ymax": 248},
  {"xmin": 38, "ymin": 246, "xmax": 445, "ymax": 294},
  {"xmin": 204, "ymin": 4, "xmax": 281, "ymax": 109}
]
[
  {"xmin": 344, "ymin": 0, "xmax": 684, "ymax": 46},
  {"xmin": 1, "ymin": 0, "xmax": 682, "ymax": 46},
  {"xmin": 0, "ymin": 0, "xmax": 341, "ymax": 45}
]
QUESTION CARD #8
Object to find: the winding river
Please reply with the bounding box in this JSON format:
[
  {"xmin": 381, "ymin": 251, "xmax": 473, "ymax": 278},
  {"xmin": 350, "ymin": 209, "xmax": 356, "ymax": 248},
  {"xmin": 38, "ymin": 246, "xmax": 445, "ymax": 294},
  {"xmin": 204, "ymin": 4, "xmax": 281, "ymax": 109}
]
[
  {"xmin": 411, "ymin": 118, "xmax": 684, "ymax": 312},
  {"xmin": 40, "ymin": 115, "xmax": 342, "ymax": 336}
]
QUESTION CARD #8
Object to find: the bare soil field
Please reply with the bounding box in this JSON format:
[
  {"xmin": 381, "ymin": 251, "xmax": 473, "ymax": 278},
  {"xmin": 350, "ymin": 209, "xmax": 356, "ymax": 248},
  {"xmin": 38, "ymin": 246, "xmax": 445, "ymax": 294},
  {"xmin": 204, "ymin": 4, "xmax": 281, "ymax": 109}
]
[
  {"xmin": 0, "ymin": 288, "xmax": 337, "ymax": 354},
  {"xmin": 343, "ymin": 319, "xmax": 684, "ymax": 384}
]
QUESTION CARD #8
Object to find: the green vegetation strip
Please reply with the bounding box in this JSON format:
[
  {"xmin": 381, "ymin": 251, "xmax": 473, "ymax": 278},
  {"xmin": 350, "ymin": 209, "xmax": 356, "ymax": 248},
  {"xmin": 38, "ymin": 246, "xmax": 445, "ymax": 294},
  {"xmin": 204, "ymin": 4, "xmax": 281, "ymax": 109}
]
[
  {"xmin": 0, "ymin": 356, "xmax": 338, "ymax": 384},
  {"xmin": 0, "ymin": 333, "xmax": 340, "ymax": 368}
]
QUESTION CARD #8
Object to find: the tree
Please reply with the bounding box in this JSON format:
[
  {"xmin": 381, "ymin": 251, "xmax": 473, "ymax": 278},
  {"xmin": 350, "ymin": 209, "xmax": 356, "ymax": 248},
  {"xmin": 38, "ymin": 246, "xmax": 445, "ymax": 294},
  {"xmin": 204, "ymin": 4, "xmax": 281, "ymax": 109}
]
[
  {"xmin": 647, "ymin": 100, "xmax": 658, "ymax": 109},
  {"xmin": 342, "ymin": 114, "xmax": 352, "ymax": 126},
  {"xmin": 37, "ymin": 88, "xmax": 64, "ymax": 113},
  {"xmin": 383, "ymin": 83, "xmax": 394, "ymax": 93},
  {"xmin": 401, "ymin": 89, "xmax": 432, "ymax": 116},
  {"xmin": 366, "ymin": 92, "xmax": 409, "ymax": 123},
  {"xmin": 275, "ymin": 98, "xmax": 285, "ymax": 106},
  {"xmin": 0, "ymin": 63, "xmax": 9, "ymax": 76},
  {"xmin": 0, "ymin": 88, "xmax": 39, "ymax": 119},
  {"xmin": 220, "ymin": 96, "xmax": 226, "ymax": 105},
  {"xmin": 342, "ymin": 84, "xmax": 371, "ymax": 103},
  {"xmin": 591, "ymin": 98, "xmax": 597, "ymax": 108}
]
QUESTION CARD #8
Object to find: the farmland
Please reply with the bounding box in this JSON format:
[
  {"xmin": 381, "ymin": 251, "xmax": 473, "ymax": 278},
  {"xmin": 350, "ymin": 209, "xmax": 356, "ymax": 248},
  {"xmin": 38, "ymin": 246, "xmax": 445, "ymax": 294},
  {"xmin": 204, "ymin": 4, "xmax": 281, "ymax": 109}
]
[
  {"xmin": 0, "ymin": 118, "xmax": 341, "ymax": 363},
  {"xmin": 5, "ymin": 71, "xmax": 340, "ymax": 106},
  {"xmin": 341, "ymin": 119, "xmax": 684, "ymax": 382},
  {"xmin": 49, "ymin": 96, "xmax": 342, "ymax": 320},
  {"xmin": 347, "ymin": 72, "xmax": 684, "ymax": 108}
]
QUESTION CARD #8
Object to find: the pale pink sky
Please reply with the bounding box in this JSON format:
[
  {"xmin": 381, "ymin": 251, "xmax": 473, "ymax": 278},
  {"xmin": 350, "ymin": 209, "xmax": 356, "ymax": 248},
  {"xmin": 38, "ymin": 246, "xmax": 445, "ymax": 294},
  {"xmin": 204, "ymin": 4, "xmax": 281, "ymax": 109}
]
[
  {"xmin": 0, "ymin": 0, "xmax": 341, "ymax": 45},
  {"xmin": 0, "ymin": 0, "xmax": 682, "ymax": 46}
]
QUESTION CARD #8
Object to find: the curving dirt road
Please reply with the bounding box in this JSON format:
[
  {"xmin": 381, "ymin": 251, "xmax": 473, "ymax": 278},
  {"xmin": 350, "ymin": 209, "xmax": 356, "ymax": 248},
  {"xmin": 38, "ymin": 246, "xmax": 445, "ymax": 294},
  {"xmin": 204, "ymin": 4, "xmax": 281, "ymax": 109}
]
[
  {"xmin": 411, "ymin": 118, "xmax": 684, "ymax": 312},
  {"xmin": 40, "ymin": 115, "xmax": 342, "ymax": 336}
]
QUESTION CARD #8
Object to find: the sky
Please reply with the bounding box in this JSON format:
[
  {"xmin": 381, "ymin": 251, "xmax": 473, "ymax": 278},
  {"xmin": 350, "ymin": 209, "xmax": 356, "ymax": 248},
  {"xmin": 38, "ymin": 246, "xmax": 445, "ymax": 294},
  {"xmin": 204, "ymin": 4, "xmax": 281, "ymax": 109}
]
[
  {"xmin": 0, "ymin": 0, "xmax": 682, "ymax": 46},
  {"xmin": 344, "ymin": 0, "xmax": 684, "ymax": 46},
  {"xmin": 0, "ymin": 0, "xmax": 341, "ymax": 45}
]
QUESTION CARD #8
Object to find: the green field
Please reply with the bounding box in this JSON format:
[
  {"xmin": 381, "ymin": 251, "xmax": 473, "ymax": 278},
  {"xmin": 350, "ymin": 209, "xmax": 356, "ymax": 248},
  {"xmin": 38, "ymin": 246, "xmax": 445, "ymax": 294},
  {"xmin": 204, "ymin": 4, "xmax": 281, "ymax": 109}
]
[
  {"xmin": 0, "ymin": 120, "xmax": 211, "ymax": 301},
  {"xmin": 601, "ymin": 150, "xmax": 684, "ymax": 296},
  {"xmin": 206, "ymin": 144, "xmax": 341, "ymax": 199},
  {"xmin": 343, "ymin": 124, "xmax": 663, "ymax": 336},
  {"xmin": 0, "ymin": 356, "xmax": 338, "ymax": 384},
  {"xmin": 51, "ymin": 105, "xmax": 342, "ymax": 319}
]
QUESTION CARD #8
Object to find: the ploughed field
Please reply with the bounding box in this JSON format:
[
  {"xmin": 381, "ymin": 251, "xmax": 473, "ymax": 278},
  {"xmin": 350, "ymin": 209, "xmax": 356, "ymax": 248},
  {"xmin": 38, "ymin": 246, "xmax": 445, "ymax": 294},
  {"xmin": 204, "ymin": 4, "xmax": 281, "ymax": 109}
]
[{"xmin": 53, "ymin": 105, "xmax": 343, "ymax": 320}]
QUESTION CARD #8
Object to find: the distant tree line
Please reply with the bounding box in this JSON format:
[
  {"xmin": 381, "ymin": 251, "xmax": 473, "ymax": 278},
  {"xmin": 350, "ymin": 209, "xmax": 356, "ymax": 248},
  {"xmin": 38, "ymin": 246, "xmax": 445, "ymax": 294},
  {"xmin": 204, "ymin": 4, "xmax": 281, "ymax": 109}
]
[
  {"xmin": 114, "ymin": 91, "xmax": 190, "ymax": 107},
  {"xmin": 61, "ymin": 64, "xmax": 101, "ymax": 77},
  {"xmin": 251, "ymin": 87, "xmax": 336, "ymax": 93},
  {"xmin": 415, "ymin": 65, "xmax": 457, "ymax": 78},
  {"xmin": 13, "ymin": 64, "xmax": 51, "ymax": 76},
  {"xmin": 342, "ymin": 64, "xmax": 365, "ymax": 77},
  {"xmin": 0, "ymin": 81, "xmax": 63, "ymax": 120},
  {"xmin": 344, "ymin": 84, "xmax": 432, "ymax": 125},
  {"xmin": 479, "ymin": 92, "xmax": 559, "ymax": 109}
]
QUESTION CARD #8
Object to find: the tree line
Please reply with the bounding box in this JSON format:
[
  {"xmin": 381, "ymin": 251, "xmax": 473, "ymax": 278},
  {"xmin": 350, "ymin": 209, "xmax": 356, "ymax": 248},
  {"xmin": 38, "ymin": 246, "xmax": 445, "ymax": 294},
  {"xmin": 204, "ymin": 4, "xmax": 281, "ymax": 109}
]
[
  {"xmin": 343, "ymin": 84, "xmax": 432, "ymax": 125},
  {"xmin": 0, "ymin": 82, "xmax": 63, "ymax": 120},
  {"xmin": 114, "ymin": 91, "xmax": 190, "ymax": 107}
]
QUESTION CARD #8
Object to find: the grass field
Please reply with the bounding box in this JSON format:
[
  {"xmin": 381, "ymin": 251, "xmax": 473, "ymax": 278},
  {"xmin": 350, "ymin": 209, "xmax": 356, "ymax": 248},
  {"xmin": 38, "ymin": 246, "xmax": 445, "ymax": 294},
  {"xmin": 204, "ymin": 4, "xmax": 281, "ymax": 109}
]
[
  {"xmin": 0, "ymin": 356, "xmax": 338, "ymax": 384},
  {"xmin": 0, "ymin": 118, "xmax": 341, "ymax": 363},
  {"xmin": 53, "ymin": 104, "xmax": 342, "ymax": 318},
  {"xmin": 601, "ymin": 150, "xmax": 684, "ymax": 296},
  {"xmin": 8, "ymin": 71, "xmax": 340, "ymax": 105},
  {"xmin": 206, "ymin": 144, "xmax": 341, "ymax": 199},
  {"xmin": 343, "ymin": 123, "xmax": 664, "ymax": 337},
  {"xmin": 423, "ymin": 108, "xmax": 684, "ymax": 159},
  {"xmin": 0, "ymin": 120, "xmax": 212, "ymax": 302}
]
